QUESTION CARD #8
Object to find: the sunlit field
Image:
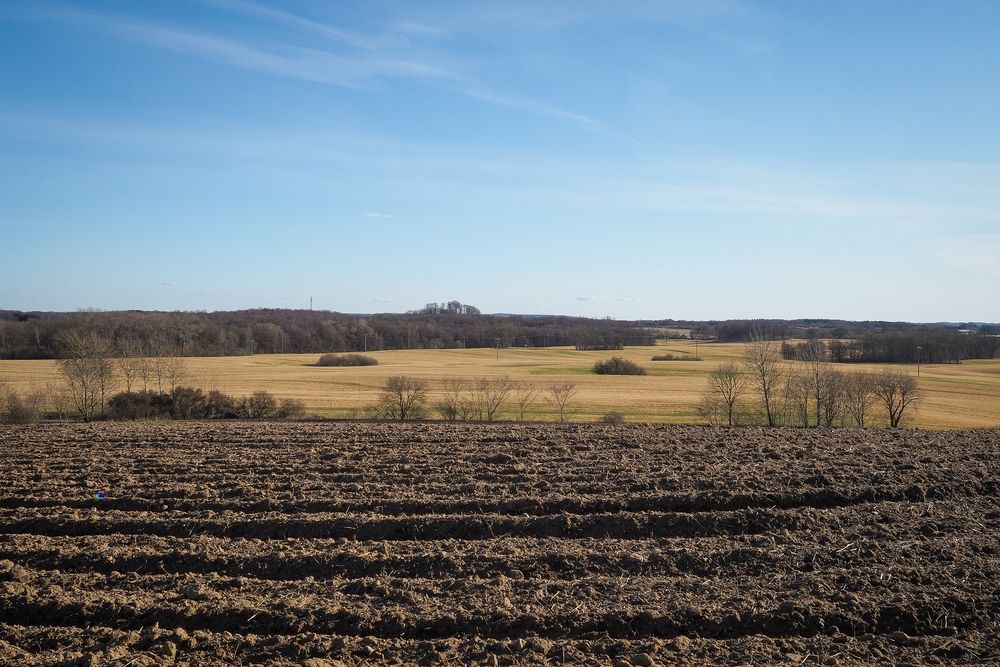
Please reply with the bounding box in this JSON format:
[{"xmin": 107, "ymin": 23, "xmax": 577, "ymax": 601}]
[{"xmin": 2, "ymin": 340, "xmax": 999, "ymax": 428}]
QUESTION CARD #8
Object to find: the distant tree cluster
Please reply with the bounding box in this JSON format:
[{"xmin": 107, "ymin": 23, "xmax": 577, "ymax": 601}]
[
  {"xmin": 592, "ymin": 357, "xmax": 646, "ymax": 375},
  {"xmin": 651, "ymin": 353, "xmax": 702, "ymax": 361},
  {"xmin": 700, "ymin": 332, "xmax": 922, "ymax": 428},
  {"xmin": 412, "ymin": 301, "xmax": 481, "ymax": 316},
  {"xmin": 316, "ymin": 353, "xmax": 378, "ymax": 367}
]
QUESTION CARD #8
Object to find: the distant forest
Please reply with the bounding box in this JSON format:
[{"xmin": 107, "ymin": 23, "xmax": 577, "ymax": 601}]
[
  {"xmin": 782, "ymin": 330, "xmax": 1000, "ymax": 364},
  {"xmin": 0, "ymin": 302, "xmax": 654, "ymax": 360},
  {"xmin": 0, "ymin": 305, "xmax": 996, "ymax": 362},
  {"xmin": 641, "ymin": 318, "xmax": 1000, "ymax": 343}
]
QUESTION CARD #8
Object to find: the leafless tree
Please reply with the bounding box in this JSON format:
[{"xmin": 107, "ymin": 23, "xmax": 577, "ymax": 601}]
[
  {"xmin": 147, "ymin": 334, "xmax": 175, "ymax": 393},
  {"xmin": 58, "ymin": 329, "xmax": 117, "ymax": 421},
  {"xmin": 873, "ymin": 369, "xmax": 921, "ymax": 428},
  {"xmin": 434, "ymin": 377, "xmax": 468, "ymax": 421},
  {"xmin": 161, "ymin": 354, "xmax": 187, "ymax": 392},
  {"xmin": 375, "ymin": 376, "xmax": 429, "ymax": 421},
  {"xmin": 819, "ymin": 369, "xmax": 846, "ymax": 427},
  {"xmin": 800, "ymin": 340, "xmax": 829, "ymax": 427},
  {"xmin": 513, "ymin": 382, "xmax": 540, "ymax": 422},
  {"xmin": 744, "ymin": 331, "xmax": 782, "ymax": 427},
  {"xmin": 843, "ymin": 371, "xmax": 877, "ymax": 427},
  {"xmin": 546, "ymin": 381, "xmax": 579, "ymax": 423},
  {"xmin": 784, "ymin": 370, "xmax": 812, "ymax": 427},
  {"xmin": 114, "ymin": 336, "xmax": 145, "ymax": 393},
  {"xmin": 700, "ymin": 362, "xmax": 748, "ymax": 426},
  {"xmin": 0, "ymin": 322, "xmax": 13, "ymax": 358},
  {"xmin": 470, "ymin": 376, "xmax": 515, "ymax": 421}
]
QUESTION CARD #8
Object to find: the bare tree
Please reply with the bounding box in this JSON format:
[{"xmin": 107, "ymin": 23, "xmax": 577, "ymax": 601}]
[
  {"xmin": 546, "ymin": 381, "xmax": 579, "ymax": 423},
  {"xmin": 58, "ymin": 330, "xmax": 117, "ymax": 421},
  {"xmin": 161, "ymin": 354, "xmax": 187, "ymax": 391},
  {"xmin": 819, "ymin": 369, "xmax": 846, "ymax": 427},
  {"xmin": 148, "ymin": 334, "xmax": 175, "ymax": 393},
  {"xmin": 375, "ymin": 376, "xmax": 429, "ymax": 421},
  {"xmin": 434, "ymin": 377, "xmax": 468, "ymax": 421},
  {"xmin": 513, "ymin": 382, "xmax": 540, "ymax": 422},
  {"xmin": 470, "ymin": 376, "xmax": 515, "ymax": 421},
  {"xmin": 114, "ymin": 336, "xmax": 145, "ymax": 393},
  {"xmin": 873, "ymin": 369, "xmax": 921, "ymax": 428},
  {"xmin": 701, "ymin": 362, "xmax": 749, "ymax": 426},
  {"xmin": 744, "ymin": 331, "xmax": 782, "ymax": 427},
  {"xmin": 844, "ymin": 371, "xmax": 877, "ymax": 428},
  {"xmin": 800, "ymin": 340, "xmax": 828, "ymax": 427},
  {"xmin": 784, "ymin": 369, "xmax": 812, "ymax": 427}
]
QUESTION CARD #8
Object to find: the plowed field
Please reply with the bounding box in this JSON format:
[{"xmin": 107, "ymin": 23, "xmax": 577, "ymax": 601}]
[{"xmin": 0, "ymin": 422, "xmax": 998, "ymax": 666}]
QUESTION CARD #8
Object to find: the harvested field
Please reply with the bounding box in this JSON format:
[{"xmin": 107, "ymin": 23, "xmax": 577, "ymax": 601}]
[
  {"xmin": 0, "ymin": 422, "xmax": 998, "ymax": 666},
  {"xmin": 4, "ymin": 343, "xmax": 1000, "ymax": 427}
]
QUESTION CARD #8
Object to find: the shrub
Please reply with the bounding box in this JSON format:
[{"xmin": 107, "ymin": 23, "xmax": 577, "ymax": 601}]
[
  {"xmin": 170, "ymin": 386, "xmax": 207, "ymax": 420},
  {"xmin": 240, "ymin": 391, "xmax": 278, "ymax": 419},
  {"xmin": 601, "ymin": 411, "xmax": 625, "ymax": 424},
  {"xmin": 651, "ymin": 354, "xmax": 702, "ymax": 361},
  {"xmin": 104, "ymin": 387, "xmax": 299, "ymax": 420},
  {"xmin": 3, "ymin": 387, "xmax": 48, "ymax": 424},
  {"xmin": 107, "ymin": 390, "xmax": 171, "ymax": 420},
  {"xmin": 205, "ymin": 390, "xmax": 240, "ymax": 419},
  {"xmin": 317, "ymin": 353, "xmax": 378, "ymax": 367},
  {"xmin": 593, "ymin": 357, "xmax": 646, "ymax": 376}
]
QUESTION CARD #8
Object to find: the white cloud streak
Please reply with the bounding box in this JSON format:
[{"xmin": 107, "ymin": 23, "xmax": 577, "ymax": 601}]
[{"xmin": 36, "ymin": 6, "xmax": 604, "ymax": 132}]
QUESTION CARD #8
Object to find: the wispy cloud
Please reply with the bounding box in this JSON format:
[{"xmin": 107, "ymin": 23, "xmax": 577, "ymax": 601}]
[
  {"xmin": 456, "ymin": 84, "xmax": 604, "ymax": 131},
  {"xmin": 35, "ymin": 6, "xmax": 604, "ymax": 132},
  {"xmin": 194, "ymin": 0, "xmax": 398, "ymax": 50},
  {"xmin": 365, "ymin": 212, "xmax": 394, "ymax": 219},
  {"xmin": 403, "ymin": 0, "xmax": 769, "ymax": 54},
  {"xmin": 72, "ymin": 12, "xmax": 448, "ymax": 90}
]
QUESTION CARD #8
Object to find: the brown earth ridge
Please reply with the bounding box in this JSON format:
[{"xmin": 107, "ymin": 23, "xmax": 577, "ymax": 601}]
[{"xmin": 0, "ymin": 422, "xmax": 998, "ymax": 665}]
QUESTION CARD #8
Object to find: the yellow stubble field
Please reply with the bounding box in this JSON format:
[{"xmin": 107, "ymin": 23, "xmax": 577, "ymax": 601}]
[{"xmin": 1, "ymin": 341, "xmax": 998, "ymax": 428}]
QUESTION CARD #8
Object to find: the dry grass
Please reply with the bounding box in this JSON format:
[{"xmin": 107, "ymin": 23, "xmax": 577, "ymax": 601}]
[{"xmin": 2, "ymin": 340, "xmax": 998, "ymax": 427}]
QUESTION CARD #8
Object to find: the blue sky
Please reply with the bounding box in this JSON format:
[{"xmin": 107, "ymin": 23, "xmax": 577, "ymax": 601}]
[{"xmin": 1, "ymin": 0, "xmax": 998, "ymax": 321}]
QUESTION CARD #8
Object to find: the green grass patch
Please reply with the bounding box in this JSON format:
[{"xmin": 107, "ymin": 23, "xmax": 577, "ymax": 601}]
[{"xmin": 529, "ymin": 366, "xmax": 593, "ymax": 376}]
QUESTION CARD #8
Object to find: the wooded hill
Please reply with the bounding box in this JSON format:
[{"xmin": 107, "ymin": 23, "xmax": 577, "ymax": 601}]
[{"xmin": 0, "ymin": 306, "xmax": 996, "ymax": 361}]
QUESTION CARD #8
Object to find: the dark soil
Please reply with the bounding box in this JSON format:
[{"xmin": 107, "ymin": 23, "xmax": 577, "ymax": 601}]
[{"xmin": 0, "ymin": 422, "xmax": 998, "ymax": 665}]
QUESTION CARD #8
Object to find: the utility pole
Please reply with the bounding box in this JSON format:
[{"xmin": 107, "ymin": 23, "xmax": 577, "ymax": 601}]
[
  {"xmin": 495, "ymin": 337, "xmax": 501, "ymax": 364},
  {"xmin": 916, "ymin": 345, "xmax": 923, "ymax": 377},
  {"xmin": 310, "ymin": 297, "xmax": 313, "ymax": 311}
]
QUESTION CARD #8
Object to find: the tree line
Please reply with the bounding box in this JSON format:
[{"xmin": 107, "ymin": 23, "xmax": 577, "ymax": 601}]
[
  {"xmin": 782, "ymin": 331, "xmax": 1000, "ymax": 364},
  {"xmin": 701, "ymin": 334, "xmax": 922, "ymax": 428},
  {"xmin": 640, "ymin": 318, "xmax": 999, "ymax": 343},
  {"xmin": 371, "ymin": 376, "xmax": 582, "ymax": 423},
  {"xmin": 0, "ymin": 307, "xmax": 654, "ymax": 360}
]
